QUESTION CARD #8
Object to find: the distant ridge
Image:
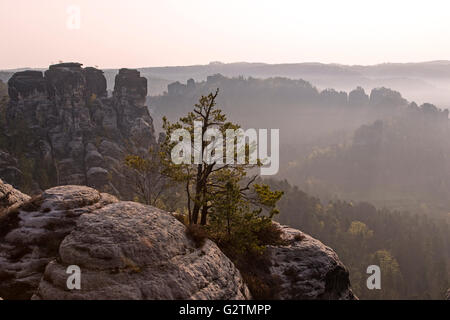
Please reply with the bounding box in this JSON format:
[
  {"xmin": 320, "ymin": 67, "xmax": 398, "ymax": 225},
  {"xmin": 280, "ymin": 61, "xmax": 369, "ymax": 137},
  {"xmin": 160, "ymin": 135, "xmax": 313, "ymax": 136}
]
[{"xmin": 3, "ymin": 61, "xmax": 450, "ymax": 105}]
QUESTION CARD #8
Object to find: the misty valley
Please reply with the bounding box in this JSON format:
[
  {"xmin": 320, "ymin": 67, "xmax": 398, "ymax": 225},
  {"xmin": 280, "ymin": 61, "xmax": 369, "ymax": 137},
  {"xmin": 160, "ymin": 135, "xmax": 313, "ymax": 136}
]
[{"xmin": 0, "ymin": 61, "xmax": 448, "ymax": 301}]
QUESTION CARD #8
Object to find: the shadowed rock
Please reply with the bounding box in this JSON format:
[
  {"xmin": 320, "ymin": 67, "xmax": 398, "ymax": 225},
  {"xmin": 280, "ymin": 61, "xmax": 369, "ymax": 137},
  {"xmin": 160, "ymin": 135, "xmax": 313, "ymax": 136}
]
[
  {"xmin": 114, "ymin": 68, "xmax": 147, "ymax": 103},
  {"xmin": 267, "ymin": 223, "xmax": 356, "ymax": 300},
  {"xmin": 2, "ymin": 64, "xmax": 156, "ymax": 198},
  {"xmin": 84, "ymin": 67, "xmax": 107, "ymax": 98},
  {"xmin": 8, "ymin": 71, "xmax": 47, "ymax": 100},
  {"xmin": 0, "ymin": 185, "xmax": 118, "ymax": 300},
  {"xmin": 0, "ymin": 183, "xmax": 355, "ymax": 301},
  {"xmin": 0, "ymin": 184, "xmax": 249, "ymax": 300},
  {"xmin": 33, "ymin": 201, "xmax": 250, "ymax": 300},
  {"xmin": 0, "ymin": 178, "xmax": 30, "ymax": 211}
]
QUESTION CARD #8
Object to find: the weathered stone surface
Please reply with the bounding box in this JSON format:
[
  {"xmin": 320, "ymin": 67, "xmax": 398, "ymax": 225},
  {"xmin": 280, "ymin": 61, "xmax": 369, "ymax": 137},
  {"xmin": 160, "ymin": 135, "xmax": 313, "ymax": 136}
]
[
  {"xmin": 0, "ymin": 185, "xmax": 118, "ymax": 300},
  {"xmin": 33, "ymin": 201, "xmax": 250, "ymax": 300},
  {"xmin": 0, "ymin": 178, "xmax": 30, "ymax": 211},
  {"xmin": 84, "ymin": 67, "xmax": 107, "ymax": 98},
  {"xmin": 3, "ymin": 64, "xmax": 156, "ymax": 199},
  {"xmin": 267, "ymin": 223, "xmax": 356, "ymax": 300},
  {"xmin": 0, "ymin": 184, "xmax": 249, "ymax": 300},
  {"xmin": 7, "ymin": 71, "xmax": 47, "ymax": 100},
  {"xmin": 0, "ymin": 183, "xmax": 355, "ymax": 301},
  {"xmin": 84, "ymin": 149, "xmax": 105, "ymax": 168},
  {"xmin": 86, "ymin": 167, "xmax": 109, "ymax": 189},
  {"xmin": 114, "ymin": 68, "xmax": 147, "ymax": 102}
]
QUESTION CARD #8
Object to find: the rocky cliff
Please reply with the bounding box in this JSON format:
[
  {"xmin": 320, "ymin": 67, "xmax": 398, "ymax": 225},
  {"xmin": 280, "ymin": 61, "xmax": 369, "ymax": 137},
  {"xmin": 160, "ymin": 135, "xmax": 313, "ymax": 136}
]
[
  {"xmin": 0, "ymin": 183, "xmax": 250, "ymax": 300},
  {"xmin": 1, "ymin": 63, "xmax": 156, "ymax": 198},
  {"xmin": 0, "ymin": 181, "xmax": 354, "ymax": 300},
  {"xmin": 267, "ymin": 224, "xmax": 355, "ymax": 300}
]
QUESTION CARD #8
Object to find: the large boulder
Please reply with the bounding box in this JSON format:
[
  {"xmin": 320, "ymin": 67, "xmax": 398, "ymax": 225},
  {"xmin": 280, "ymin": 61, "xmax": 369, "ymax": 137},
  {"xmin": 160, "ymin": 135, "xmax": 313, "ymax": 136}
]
[
  {"xmin": 0, "ymin": 185, "xmax": 117, "ymax": 300},
  {"xmin": 267, "ymin": 223, "xmax": 356, "ymax": 300},
  {"xmin": 33, "ymin": 201, "xmax": 250, "ymax": 300},
  {"xmin": 0, "ymin": 185, "xmax": 250, "ymax": 300},
  {"xmin": 0, "ymin": 183, "xmax": 355, "ymax": 301},
  {"xmin": 0, "ymin": 178, "xmax": 30, "ymax": 211}
]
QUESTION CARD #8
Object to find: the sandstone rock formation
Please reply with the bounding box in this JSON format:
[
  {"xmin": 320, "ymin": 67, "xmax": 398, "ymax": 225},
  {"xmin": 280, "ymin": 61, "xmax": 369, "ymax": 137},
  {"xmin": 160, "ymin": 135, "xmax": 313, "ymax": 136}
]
[
  {"xmin": 0, "ymin": 182, "xmax": 354, "ymax": 300},
  {"xmin": 267, "ymin": 223, "xmax": 356, "ymax": 300},
  {"xmin": 0, "ymin": 185, "xmax": 118, "ymax": 300},
  {"xmin": 33, "ymin": 201, "xmax": 250, "ymax": 300},
  {"xmin": 0, "ymin": 184, "xmax": 250, "ymax": 300},
  {"xmin": 0, "ymin": 178, "xmax": 30, "ymax": 211},
  {"xmin": 2, "ymin": 63, "xmax": 156, "ymax": 198}
]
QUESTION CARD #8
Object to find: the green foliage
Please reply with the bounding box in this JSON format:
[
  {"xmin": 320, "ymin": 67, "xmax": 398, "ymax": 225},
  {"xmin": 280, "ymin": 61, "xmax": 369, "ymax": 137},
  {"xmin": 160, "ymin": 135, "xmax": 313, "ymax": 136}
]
[
  {"xmin": 124, "ymin": 146, "xmax": 177, "ymax": 208},
  {"xmin": 367, "ymin": 250, "xmax": 403, "ymax": 299},
  {"xmin": 156, "ymin": 90, "xmax": 284, "ymax": 298},
  {"xmin": 253, "ymin": 184, "xmax": 284, "ymax": 218},
  {"xmin": 288, "ymin": 109, "xmax": 450, "ymax": 215},
  {"xmin": 267, "ymin": 178, "xmax": 450, "ymax": 300},
  {"xmin": 214, "ymin": 217, "xmax": 285, "ymax": 299},
  {"xmin": 347, "ymin": 221, "xmax": 374, "ymax": 239},
  {"xmin": 159, "ymin": 89, "xmax": 281, "ymax": 226},
  {"xmin": 206, "ymin": 179, "xmax": 284, "ymax": 257}
]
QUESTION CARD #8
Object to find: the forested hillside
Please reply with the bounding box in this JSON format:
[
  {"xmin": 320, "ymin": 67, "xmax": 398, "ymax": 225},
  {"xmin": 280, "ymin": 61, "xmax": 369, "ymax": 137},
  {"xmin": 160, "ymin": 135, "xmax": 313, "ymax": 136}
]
[
  {"xmin": 150, "ymin": 75, "xmax": 449, "ymax": 215},
  {"xmin": 283, "ymin": 103, "xmax": 450, "ymax": 214},
  {"xmin": 266, "ymin": 179, "xmax": 450, "ymax": 299}
]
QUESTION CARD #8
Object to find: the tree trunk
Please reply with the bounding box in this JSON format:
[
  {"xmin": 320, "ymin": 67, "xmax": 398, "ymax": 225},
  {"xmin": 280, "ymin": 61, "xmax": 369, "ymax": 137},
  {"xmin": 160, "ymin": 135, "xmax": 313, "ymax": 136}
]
[
  {"xmin": 200, "ymin": 204, "xmax": 208, "ymax": 225},
  {"xmin": 191, "ymin": 199, "xmax": 201, "ymax": 224}
]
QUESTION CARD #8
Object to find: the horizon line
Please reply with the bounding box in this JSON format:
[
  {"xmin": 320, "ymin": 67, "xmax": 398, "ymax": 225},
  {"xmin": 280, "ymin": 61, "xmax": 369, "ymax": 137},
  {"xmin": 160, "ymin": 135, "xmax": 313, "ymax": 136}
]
[{"xmin": 2, "ymin": 59, "xmax": 450, "ymax": 72}]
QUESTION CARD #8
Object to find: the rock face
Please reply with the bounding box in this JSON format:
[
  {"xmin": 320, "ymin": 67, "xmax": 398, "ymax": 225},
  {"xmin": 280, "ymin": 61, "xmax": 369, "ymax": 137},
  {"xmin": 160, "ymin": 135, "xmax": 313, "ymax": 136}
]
[
  {"xmin": 0, "ymin": 185, "xmax": 118, "ymax": 300},
  {"xmin": 0, "ymin": 183, "xmax": 354, "ymax": 301},
  {"xmin": 2, "ymin": 63, "xmax": 156, "ymax": 198},
  {"xmin": 0, "ymin": 184, "xmax": 250, "ymax": 300},
  {"xmin": 267, "ymin": 223, "xmax": 356, "ymax": 300},
  {"xmin": 0, "ymin": 178, "xmax": 30, "ymax": 210},
  {"xmin": 33, "ymin": 202, "xmax": 250, "ymax": 300}
]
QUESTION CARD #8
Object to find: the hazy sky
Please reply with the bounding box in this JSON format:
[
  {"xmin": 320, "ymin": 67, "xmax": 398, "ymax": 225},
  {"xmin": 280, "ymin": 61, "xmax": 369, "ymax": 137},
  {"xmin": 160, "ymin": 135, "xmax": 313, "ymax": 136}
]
[{"xmin": 1, "ymin": 0, "xmax": 450, "ymax": 69}]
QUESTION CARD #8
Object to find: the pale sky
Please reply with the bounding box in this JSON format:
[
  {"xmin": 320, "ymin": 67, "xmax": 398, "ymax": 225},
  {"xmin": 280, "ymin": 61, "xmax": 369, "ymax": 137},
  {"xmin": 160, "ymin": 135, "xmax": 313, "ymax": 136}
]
[{"xmin": 1, "ymin": 0, "xmax": 450, "ymax": 69}]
